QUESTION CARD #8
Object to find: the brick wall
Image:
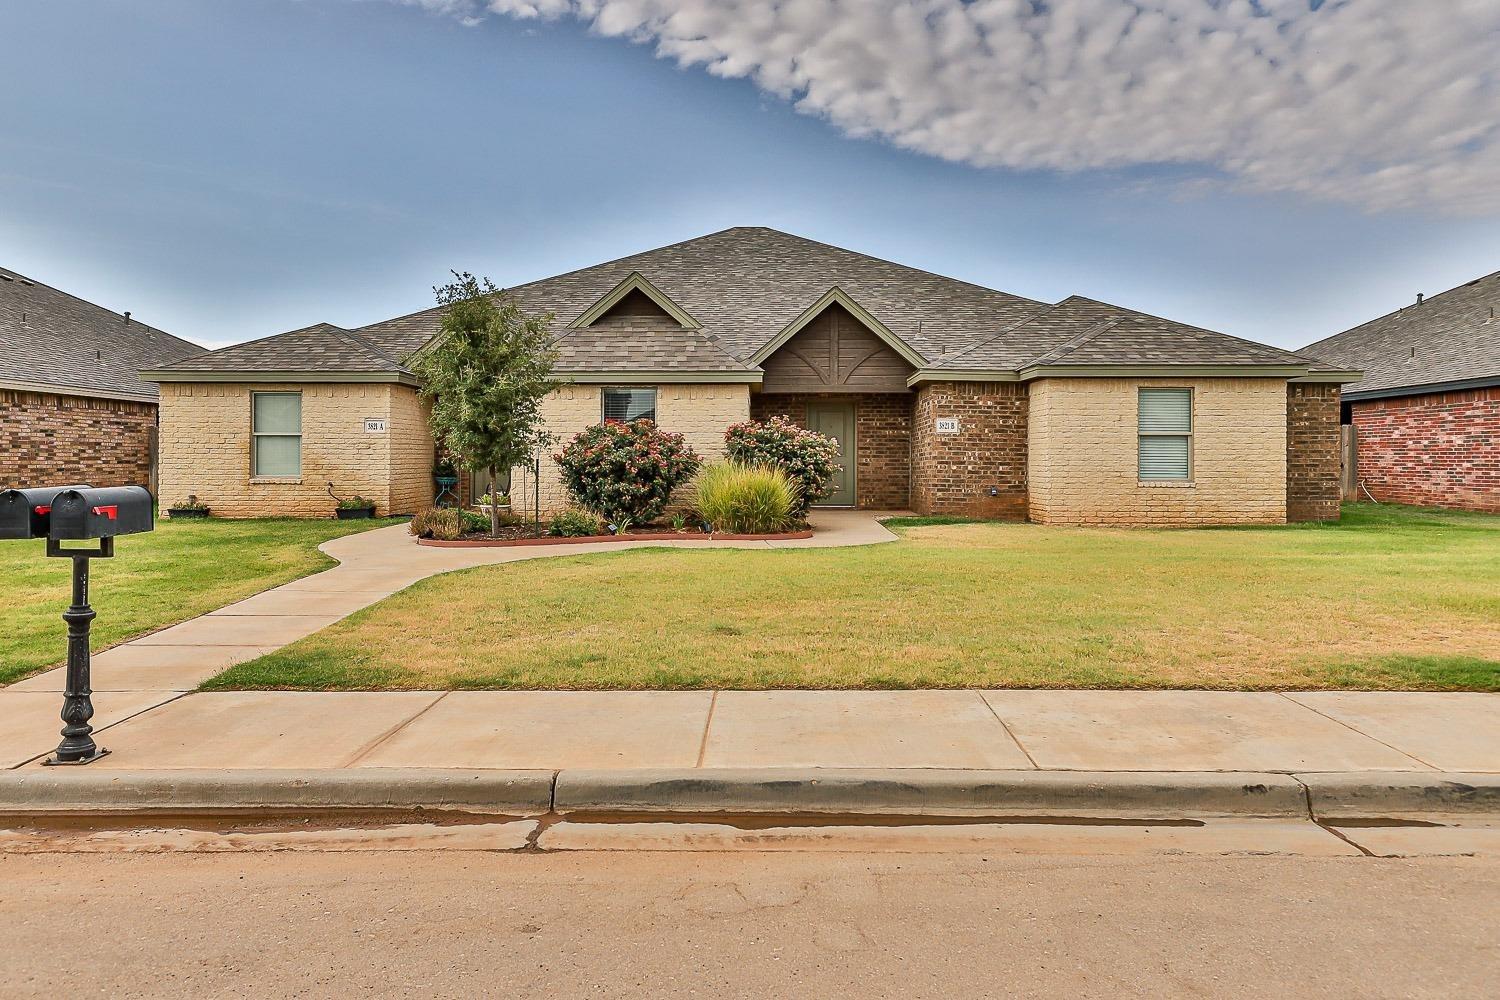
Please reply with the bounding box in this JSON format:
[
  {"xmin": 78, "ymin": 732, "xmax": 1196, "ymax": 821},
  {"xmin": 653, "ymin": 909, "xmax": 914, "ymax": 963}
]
[
  {"xmin": 511, "ymin": 383, "xmax": 751, "ymax": 516},
  {"xmin": 1, "ymin": 389, "xmax": 157, "ymax": 490},
  {"xmin": 1350, "ymin": 386, "xmax": 1500, "ymax": 512},
  {"xmin": 910, "ymin": 382, "xmax": 1028, "ymax": 519},
  {"xmin": 157, "ymin": 381, "xmax": 432, "ymax": 518},
  {"xmin": 750, "ymin": 392, "xmax": 912, "ymax": 508},
  {"xmin": 1028, "ymin": 377, "xmax": 1287, "ymax": 525},
  {"xmin": 1286, "ymin": 383, "xmax": 1342, "ymax": 522}
]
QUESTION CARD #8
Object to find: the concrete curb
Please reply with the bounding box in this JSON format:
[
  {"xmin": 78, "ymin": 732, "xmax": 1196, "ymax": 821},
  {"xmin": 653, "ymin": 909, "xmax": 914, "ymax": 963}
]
[
  {"xmin": 1299, "ymin": 772, "xmax": 1500, "ymax": 820},
  {"xmin": 553, "ymin": 769, "xmax": 1312, "ymax": 820},
  {"xmin": 0, "ymin": 769, "xmax": 555, "ymax": 816},
  {"xmin": 3, "ymin": 769, "xmax": 1498, "ymax": 823}
]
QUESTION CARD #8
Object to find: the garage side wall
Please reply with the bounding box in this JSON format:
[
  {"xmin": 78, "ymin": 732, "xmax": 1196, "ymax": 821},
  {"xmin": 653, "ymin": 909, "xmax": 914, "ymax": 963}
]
[
  {"xmin": 1349, "ymin": 386, "xmax": 1500, "ymax": 512},
  {"xmin": 1027, "ymin": 376, "xmax": 1287, "ymax": 525},
  {"xmin": 910, "ymin": 382, "xmax": 1028, "ymax": 519},
  {"xmin": 157, "ymin": 381, "xmax": 430, "ymax": 518},
  {"xmin": 1, "ymin": 388, "xmax": 157, "ymax": 490}
]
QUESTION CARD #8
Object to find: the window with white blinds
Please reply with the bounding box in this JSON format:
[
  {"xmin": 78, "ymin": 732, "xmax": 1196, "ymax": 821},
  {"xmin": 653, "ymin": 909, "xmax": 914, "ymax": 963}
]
[
  {"xmin": 251, "ymin": 392, "xmax": 302, "ymax": 477},
  {"xmin": 602, "ymin": 387, "xmax": 657, "ymax": 424},
  {"xmin": 1138, "ymin": 388, "xmax": 1192, "ymax": 481}
]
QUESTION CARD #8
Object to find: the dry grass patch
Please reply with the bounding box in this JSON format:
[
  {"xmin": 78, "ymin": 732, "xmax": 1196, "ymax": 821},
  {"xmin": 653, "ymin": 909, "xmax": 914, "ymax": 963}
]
[{"xmin": 205, "ymin": 504, "xmax": 1500, "ymax": 692}]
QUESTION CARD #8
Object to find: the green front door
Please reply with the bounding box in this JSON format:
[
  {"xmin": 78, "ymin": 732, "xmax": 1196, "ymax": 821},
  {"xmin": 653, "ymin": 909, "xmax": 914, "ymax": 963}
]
[{"xmin": 806, "ymin": 402, "xmax": 856, "ymax": 507}]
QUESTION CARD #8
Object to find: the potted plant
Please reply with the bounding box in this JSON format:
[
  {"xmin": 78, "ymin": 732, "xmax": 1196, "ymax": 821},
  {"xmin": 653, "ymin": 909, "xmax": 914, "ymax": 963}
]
[
  {"xmin": 334, "ymin": 495, "xmax": 377, "ymax": 519},
  {"xmin": 476, "ymin": 491, "xmax": 511, "ymax": 516},
  {"xmin": 167, "ymin": 495, "xmax": 210, "ymax": 519}
]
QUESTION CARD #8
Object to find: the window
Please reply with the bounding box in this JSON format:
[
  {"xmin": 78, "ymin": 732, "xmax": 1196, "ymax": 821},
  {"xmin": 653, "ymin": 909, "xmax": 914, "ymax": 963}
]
[
  {"xmin": 252, "ymin": 392, "xmax": 302, "ymax": 477},
  {"xmin": 602, "ymin": 387, "xmax": 657, "ymax": 424},
  {"xmin": 1138, "ymin": 388, "xmax": 1192, "ymax": 481}
]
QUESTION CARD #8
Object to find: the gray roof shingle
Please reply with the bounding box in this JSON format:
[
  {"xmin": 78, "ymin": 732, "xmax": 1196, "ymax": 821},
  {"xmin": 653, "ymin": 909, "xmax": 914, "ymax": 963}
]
[
  {"xmin": 1301, "ymin": 271, "xmax": 1500, "ymax": 397},
  {"xmin": 152, "ymin": 322, "xmax": 407, "ymax": 374},
  {"xmin": 159, "ymin": 228, "xmax": 1330, "ymax": 380},
  {"xmin": 1, "ymin": 265, "xmax": 202, "ymax": 401}
]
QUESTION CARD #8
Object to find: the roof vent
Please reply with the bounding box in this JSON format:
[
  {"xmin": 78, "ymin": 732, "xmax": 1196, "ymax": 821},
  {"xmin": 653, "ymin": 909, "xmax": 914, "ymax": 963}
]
[
  {"xmin": 1416, "ymin": 292, "xmax": 1424, "ymax": 305},
  {"xmin": 0, "ymin": 274, "xmax": 12, "ymax": 282},
  {"xmin": 1409, "ymin": 346, "xmax": 1416, "ymax": 359},
  {"xmin": 123, "ymin": 311, "xmax": 131, "ymax": 324}
]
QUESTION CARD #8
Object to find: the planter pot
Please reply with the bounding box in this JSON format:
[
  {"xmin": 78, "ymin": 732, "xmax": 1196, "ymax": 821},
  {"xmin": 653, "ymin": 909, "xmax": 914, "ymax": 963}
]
[
  {"xmin": 167, "ymin": 507, "xmax": 210, "ymax": 519},
  {"xmin": 477, "ymin": 504, "xmax": 512, "ymax": 516},
  {"xmin": 335, "ymin": 506, "xmax": 376, "ymax": 520}
]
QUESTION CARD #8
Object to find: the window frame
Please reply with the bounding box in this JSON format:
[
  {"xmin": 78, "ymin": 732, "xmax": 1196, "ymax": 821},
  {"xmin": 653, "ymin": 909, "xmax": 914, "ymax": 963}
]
[
  {"xmin": 250, "ymin": 390, "xmax": 303, "ymax": 480},
  {"xmin": 601, "ymin": 386, "xmax": 658, "ymax": 425},
  {"xmin": 1137, "ymin": 387, "xmax": 1193, "ymax": 483}
]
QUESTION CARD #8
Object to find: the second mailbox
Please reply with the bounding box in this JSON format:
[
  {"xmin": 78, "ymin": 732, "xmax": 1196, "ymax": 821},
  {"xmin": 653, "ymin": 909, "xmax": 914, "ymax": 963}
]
[
  {"xmin": 48, "ymin": 486, "xmax": 155, "ymax": 540},
  {"xmin": 0, "ymin": 485, "xmax": 91, "ymax": 540}
]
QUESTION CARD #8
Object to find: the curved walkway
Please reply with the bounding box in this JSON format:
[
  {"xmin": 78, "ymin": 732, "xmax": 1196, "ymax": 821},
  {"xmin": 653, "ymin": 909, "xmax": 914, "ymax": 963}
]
[{"xmin": 5, "ymin": 509, "xmax": 902, "ymax": 699}]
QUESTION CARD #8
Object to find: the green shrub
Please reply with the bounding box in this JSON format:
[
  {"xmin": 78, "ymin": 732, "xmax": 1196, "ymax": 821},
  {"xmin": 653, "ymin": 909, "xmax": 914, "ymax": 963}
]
[
  {"xmin": 549, "ymin": 508, "xmax": 603, "ymax": 537},
  {"xmin": 461, "ymin": 509, "xmax": 493, "ymax": 535},
  {"xmin": 554, "ymin": 420, "xmax": 700, "ymax": 526},
  {"xmin": 692, "ymin": 462, "xmax": 798, "ymax": 534},
  {"xmin": 724, "ymin": 416, "xmax": 839, "ymax": 517},
  {"xmin": 337, "ymin": 495, "xmax": 376, "ymax": 510},
  {"xmin": 409, "ymin": 507, "xmax": 464, "ymax": 541}
]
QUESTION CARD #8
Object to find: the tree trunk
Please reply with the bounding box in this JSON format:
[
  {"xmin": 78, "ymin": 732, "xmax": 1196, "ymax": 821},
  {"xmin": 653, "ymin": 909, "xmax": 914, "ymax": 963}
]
[{"xmin": 488, "ymin": 464, "xmax": 500, "ymax": 538}]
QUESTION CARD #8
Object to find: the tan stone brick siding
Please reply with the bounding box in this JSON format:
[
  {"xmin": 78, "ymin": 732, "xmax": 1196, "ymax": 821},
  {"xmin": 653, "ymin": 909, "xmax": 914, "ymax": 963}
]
[
  {"xmin": 750, "ymin": 393, "xmax": 912, "ymax": 509},
  {"xmin": 910, "ymin": 382, "xmax": 1028, "ymax": 519},
  {"xmin": 1286, "ymin": 383, "xmax": 1342, "ymax": 522},
  {"xmin": 1, "ymin": 389, "xmax": 157, "ymax": 490},
  {"xmin": 158, "ymin": 382, "xmax": 433, "ymax": 518},
  {"xmin": 1027, "ymin": 377, "xmax": 1287, "ymax": 525},
  {"xmin": 510, "ymin": 384, "xmax": 750, "ymax": 516}
]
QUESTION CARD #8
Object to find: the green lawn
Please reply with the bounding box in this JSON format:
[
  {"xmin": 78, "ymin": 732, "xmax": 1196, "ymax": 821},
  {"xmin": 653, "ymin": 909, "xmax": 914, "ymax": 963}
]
[
  {"xmin": 0, "ymin": 517, "xmax": 402, "ymax": 686},
  {"xmin": 205, "ymin": 503, "xmax": 1500, "ymax": 692}
]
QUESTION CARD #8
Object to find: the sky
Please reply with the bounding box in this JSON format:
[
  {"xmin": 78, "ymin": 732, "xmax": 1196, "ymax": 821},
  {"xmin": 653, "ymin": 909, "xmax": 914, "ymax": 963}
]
[{"xmin": 2, "ymin": 0, "xmax": 1498, "ymax": 352}]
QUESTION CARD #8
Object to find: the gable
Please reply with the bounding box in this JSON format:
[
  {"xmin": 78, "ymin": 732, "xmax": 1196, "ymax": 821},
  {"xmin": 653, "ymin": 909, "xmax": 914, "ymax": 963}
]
[
  {"xmin": 567, "ymin": 271, "xmax": 701, "ymax": 330},
  {"xmin": 760, "ymin": 302, "xmax": 914, "ymax": 393},
  {"xmin": 593, "ymin": 287, "xmax": 677, "ymax": 325}
]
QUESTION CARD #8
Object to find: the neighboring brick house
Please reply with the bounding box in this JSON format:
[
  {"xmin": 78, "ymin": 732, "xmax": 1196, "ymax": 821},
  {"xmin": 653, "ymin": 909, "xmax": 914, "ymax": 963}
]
[
  {"xmin": 1302, "ymin": 271, "xmax": 1500, "ymax": 513},
  {"xmin": 146, "ymin": 228, "xmax": 1356, "ymax": 524},
  {"xmin": 1, "ymin": 265, "xmax": 203, "ymax": 491}
]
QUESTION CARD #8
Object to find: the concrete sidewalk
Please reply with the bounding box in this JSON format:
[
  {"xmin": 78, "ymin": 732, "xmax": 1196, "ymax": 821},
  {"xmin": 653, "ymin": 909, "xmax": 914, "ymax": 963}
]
[{"xmin": 8, "ymin": 688, "xmax": 1488, "ymax": 774}]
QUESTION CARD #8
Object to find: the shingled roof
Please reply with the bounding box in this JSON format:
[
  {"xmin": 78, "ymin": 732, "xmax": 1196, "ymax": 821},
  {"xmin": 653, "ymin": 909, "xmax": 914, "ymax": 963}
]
[
  {"xmin": 1301, "ymin": 270, "xmax": 1500, "ymax": 399},
  {"xmin": 151, "ymin": 228, "xmax": 1336, "ymax": 385},
  {"xmin": 1, "ymin": 265, "xmax": 202, "ymax": 402}
]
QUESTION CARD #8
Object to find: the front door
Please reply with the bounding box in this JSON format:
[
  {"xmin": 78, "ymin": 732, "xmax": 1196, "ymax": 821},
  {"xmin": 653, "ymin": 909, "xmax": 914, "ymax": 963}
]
[{"xmin": 806, "ymin": 402, "xmax": 856, "ymax": 507}]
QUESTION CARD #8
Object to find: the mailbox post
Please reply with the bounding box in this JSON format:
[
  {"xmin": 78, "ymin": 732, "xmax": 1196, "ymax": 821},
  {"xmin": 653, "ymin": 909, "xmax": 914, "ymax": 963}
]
[{"xmin": 0, "ymin": 485, "xmax": 154, "ymax": 765}]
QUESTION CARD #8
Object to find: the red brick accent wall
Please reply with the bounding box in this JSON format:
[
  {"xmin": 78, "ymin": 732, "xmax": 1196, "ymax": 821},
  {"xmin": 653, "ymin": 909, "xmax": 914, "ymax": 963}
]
[
  {"xmin": 1350, "ymin": 386, "xmax": 1500, "ymax": 512},
  {"xmin": 1, "ymin": 389, "xmax": 157, "ymax": 490},
  {"xmin": 750, "ymin": 393, "xmax": 912, "ymax": 508},
  {"xmin": 1286, "ymin": 383, "xmax": 1342, "ymax": 522},
  {"xmin": 911, "ymin": 382, "xmax": 1028, "ymax": 519}
]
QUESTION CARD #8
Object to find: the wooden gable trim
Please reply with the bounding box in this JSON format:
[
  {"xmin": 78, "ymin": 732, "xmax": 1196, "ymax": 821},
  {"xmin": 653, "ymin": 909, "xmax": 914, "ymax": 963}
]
[
  {"xmin": 749, "ymin": 287, "xmax": 927, "ymax": 370},
  {"xmin": 567, "ymin": 272, "xmax": 702, "ymax": 330}
]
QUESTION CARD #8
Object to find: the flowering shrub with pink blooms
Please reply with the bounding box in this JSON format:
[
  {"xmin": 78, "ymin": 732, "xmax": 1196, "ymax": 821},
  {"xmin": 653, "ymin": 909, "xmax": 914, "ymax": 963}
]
[
  {"xmin": 723, "ymin": 415, "xmax": 840, "ymax": 518},
  {"xmin": 555, "ymin": 419, "xmax": 701, "ymax": 527}
]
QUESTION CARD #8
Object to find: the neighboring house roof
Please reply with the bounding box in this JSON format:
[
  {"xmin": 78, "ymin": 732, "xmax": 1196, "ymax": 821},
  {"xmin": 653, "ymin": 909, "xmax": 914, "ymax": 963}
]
[
  {"xmin": 148, "ymin": 227, "xmax": 1343, "ymax": 386},
  {"xmin": 1300, "ymin": 270, "xmax": 1500, "ymax": 399},
  {"xmin": 1, "ymin": 265, "xmax": 203, "ymax": 402}
]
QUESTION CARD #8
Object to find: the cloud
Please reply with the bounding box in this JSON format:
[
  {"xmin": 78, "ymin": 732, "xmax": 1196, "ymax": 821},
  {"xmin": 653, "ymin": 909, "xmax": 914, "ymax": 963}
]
[{"xmin": 397, "ymin": 0, "xmax": 1500, "ymax": 213}]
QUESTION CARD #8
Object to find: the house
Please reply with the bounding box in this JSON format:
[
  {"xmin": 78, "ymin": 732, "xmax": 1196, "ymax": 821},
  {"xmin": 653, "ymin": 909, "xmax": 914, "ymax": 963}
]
[
  {"xmin": 144, "ymin": 228, "xmax": 1356, "ymax": 525},
  {"xmin": 1302, "ymin": 271, "xmax": 1499, "ymax": 513},
  {"xmin": 1, "ymin": 265, "xmax": 203, "ymax": 490}
]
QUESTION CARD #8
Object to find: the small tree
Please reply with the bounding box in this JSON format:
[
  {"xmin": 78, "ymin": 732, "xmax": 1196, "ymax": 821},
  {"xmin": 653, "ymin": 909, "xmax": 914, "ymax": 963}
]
[{"xmin": 412, "ymin": 273, "xmax": 560, "ymax": 537}]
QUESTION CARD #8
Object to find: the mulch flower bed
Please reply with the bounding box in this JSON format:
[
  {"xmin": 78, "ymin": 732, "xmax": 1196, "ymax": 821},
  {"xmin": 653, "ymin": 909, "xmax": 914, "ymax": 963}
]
[{"xmin": 416, "ymin": 526, "xmax": 814, "ymax": 548}]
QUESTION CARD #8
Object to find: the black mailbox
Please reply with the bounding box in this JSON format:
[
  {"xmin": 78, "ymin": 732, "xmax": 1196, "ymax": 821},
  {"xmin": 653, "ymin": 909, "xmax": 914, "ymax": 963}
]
[
  {"xmin": 0, "ymin": 484, "xmax": 90, "ymax": 540},
  {"xmin": 48, "ymin": 486, "xmax": 154, "ymax": 540}
]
